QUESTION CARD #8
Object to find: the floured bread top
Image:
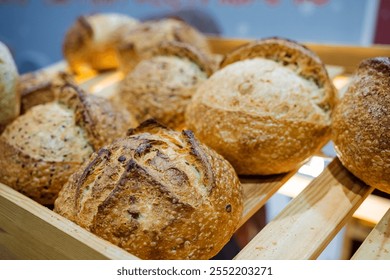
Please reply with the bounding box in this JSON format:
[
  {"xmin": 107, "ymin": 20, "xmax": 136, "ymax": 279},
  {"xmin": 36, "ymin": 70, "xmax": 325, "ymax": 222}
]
[
  {"xmin": 198, "ymin": 58, "xmax": 329, "ymax": 123},
  {"xmin": 1, "ymin": 102, "xmax": 93, "ymax": 162},
  {"xmin": 131, "ymin": 55, "xmax": 207, "ymax": 90}
]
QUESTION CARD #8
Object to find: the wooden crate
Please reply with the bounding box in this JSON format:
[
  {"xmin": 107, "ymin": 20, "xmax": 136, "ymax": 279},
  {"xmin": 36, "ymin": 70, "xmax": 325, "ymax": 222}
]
[{"xmin": 1, "ymin": 38, "xmax": 389, "ymax": 260}]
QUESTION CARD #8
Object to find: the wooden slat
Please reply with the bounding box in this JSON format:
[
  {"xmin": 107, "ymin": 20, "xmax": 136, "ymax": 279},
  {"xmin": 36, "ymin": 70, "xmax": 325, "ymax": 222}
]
[
  {"xmin": 234, "ymin": 158, "xmax": 374, "ymax": 260},
  {"xmin": 238, "ymin": 171, "xmax": 296, "ymax": 228},
  {"xmin": 0, "ymin": 183, "xmax": 138, "ymax": 260},
  {"xmin": 352, "ymin": 208, "xmax": 390, "ymax": 260}
]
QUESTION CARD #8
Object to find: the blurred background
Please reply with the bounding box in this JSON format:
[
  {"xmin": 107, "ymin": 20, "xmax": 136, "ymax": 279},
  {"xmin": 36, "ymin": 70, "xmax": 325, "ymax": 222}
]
[{"xmin": 0, "ymin": 0, "xmax": 389, "ymax": 73}]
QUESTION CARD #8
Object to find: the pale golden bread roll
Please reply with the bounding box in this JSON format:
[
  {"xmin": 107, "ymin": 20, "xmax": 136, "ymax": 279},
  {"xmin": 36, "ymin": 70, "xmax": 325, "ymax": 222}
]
[
  {"xmin": 117, "ymin": 18, "xmax": 212, "ymax": 74},
  {"xmin": 54, "ymin": 119, "xmax": 243, "ymax": 260},
  {"xmin": 0, "ymin": 73, "xmax": 138, "ymax": 205},
  {"xmin": 332, "ymin": 57, "xmax": 390, "ymax": 193},
  {"xmin": 186, "ymin": 37, "xmax": 337, "ymax": 175},
  {"xmin": 118, "ymin": 41, "xmax": 212, "ymax": 130},
  {"xmin": 0, "ymin": 41, "xmax": 19, "ymax": 133},
  {"xmin": 63, "ymin": 13, "xmax": 139, "ymax": 75}
]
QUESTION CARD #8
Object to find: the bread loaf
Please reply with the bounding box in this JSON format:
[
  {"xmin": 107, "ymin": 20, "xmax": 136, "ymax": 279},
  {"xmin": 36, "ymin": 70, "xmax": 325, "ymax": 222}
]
[
  {"xmin": 117, "ymin": 18, "xmax": 211, "ymax": 74},
  {"xmin": 118, "ymin": 41, "xmax": 212, "ymax": 130},
  {"xmin": 63, "ymin": 13, "xmax": 139, "ymax": 75},
  {"xmin": 332, "ymin": 57, "xmax": 390, "ymax": 193},
  {"xmin": 186, "ymin": 37, "xmax": 337, "ymax": 175},
  {"xmin": 0, "ymin": 41, "xmax": 19, "ymax": 133},
  {"xmin": 19, "ymin": 71, "xmax": 54, "ymax": 113},
  {"xmin": 0, "ymin": 73, "xmax": 138, "ymax": 205},
  {"xmin": 54, "ymin": 119, "xmax": 243, "ymax": 260}
]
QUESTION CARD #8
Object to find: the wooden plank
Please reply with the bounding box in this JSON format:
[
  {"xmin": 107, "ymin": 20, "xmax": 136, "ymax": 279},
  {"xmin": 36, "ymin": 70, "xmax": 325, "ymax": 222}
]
[
  {"xmin": 238, "ymin": 171, "xmax": 296, "ymax": 228},
  {"xmin": 234, "ymin": 158, "xmax": 374, "ymax": 260},
  {"xmin": 0, "ymin": 183, "xmax": 138, "ymax": 260},
  {"xmin": 207, "ymin": 36, "xmax": 390, "ymax": 73},
  {"xmin": 352, "ymin": 208, "xmax": 390, "ymax": 260}
]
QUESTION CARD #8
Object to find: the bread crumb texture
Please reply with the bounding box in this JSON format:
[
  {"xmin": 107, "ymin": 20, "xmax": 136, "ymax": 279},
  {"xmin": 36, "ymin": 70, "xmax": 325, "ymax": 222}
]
[{"xmin": 54, "ymin": 120, "xmax": 243, "ymax": 260}]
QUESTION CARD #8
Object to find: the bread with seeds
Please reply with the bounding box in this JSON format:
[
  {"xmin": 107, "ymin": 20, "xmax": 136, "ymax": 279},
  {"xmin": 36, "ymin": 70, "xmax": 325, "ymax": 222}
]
[
  {"xmin": 118, "ymin": 41, "xmax": 213, "ymax": 130},
  {"xmin": 186, "ymin": 37, "xmax": 337, "ymax": 175},
  {"xmin": 332, "ymin": 57, "xmax": 390, "ymax": 193},
  {"xmin": 0, "ymin": 73, "xmax": 138, "ymax": 205},
  {"xmin": 54, "ymin": 119, "xmax": 243, "ymax": 260}
]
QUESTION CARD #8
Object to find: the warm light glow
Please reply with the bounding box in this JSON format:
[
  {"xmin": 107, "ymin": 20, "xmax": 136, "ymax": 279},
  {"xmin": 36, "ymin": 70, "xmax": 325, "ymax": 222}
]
[
  {"xmin": 333, "ymin": 75, "xmax": 350, "ymax": 91},
  {"xmin": 90, "ymin": 71, "xmax": 124, "ymax": 94}
]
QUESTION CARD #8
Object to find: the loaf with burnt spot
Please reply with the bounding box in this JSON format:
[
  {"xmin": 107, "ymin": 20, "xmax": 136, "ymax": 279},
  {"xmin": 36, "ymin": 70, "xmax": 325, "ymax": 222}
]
[
  {"xmin": 0, "ymin": 73, "xmax": 138, "ymax": 205},
  {"xmin": 54, "ymin": 119, "xmax": 243, "ymax": 260},
  {"xmin": 332, "ymin": 57, "xmax": 390, "ymax": 193}
]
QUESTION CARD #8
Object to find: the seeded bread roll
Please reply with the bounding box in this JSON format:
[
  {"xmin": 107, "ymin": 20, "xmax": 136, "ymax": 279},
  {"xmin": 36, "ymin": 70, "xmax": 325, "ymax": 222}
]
[
  {"xmin": 117, "ymin": 18, "xmax": 211, "ymax": 74},
  {"xmin": 54, "ymin": 119, "xmax": 243, "ymax": 260},
  {"xmin": 0, "ymin": 73, "xmax": 138, "ymax": 205},
  {"xmin": 186, "ymin": 38, "xmax": 337, "ymax": 175},
  {"xmin": 63, "ymin": 13, "xmax": 139, "ymax": 75},
  {"xmin": 118, "ymin": 41, "xmax": 212, "ymax": 130},
  {"xmin": 332, "ymin": 57, "xmax": 390, "ymax": 193},
  {"xmin": 0, "ymin": 41, "xmax": 19, "ymax": 133}
]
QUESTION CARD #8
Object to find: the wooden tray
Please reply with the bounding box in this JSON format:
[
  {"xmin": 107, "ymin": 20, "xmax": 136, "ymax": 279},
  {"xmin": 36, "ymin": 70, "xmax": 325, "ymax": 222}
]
[{"xmin": 1, "ymin": 38, "xmax": 389, "ymax": 260}]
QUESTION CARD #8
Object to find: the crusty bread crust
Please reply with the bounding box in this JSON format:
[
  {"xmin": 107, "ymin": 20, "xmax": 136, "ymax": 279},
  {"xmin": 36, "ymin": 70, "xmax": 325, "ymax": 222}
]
[
  {"xmin": 63, "ymin": 13, "xmax": 139, "ymax": 75},
  {"xmin": 19, "ymin": 71, "xmax": 54, "ymax": 113},
  {"xmin": 0, "ymin": 73, "xmax": 138, "ymax": 205},
  {"xmin": 0, "ymin": 41, "xmax": 19, "ymax": 133},
  {"xmin": 186, "ymin": 38, "xmax": 337, "ymax": 175},
  {"xmin": 117, "ymin": 18, "xmax": 211, "ymax": 74},
  {"xmin": 118, "ymin": 42, "xmax": 210, "ymax": 130},
  {"xmin": 332, "ymin": 57, "xmax": 390, "ymax": 193},
  {"xmin": 54, "ymin": 119, "xmax": 243, "ymax": 260}
]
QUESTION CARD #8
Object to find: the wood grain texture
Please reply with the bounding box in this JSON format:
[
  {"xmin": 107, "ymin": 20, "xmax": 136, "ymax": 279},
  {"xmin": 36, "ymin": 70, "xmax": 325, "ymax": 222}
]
[
  {"xmin": 234, "ymin": 158, "xmax": 374, "ymax": 260},
  {"xmin": 0, "ymin": 183, "xmax": 138, "ymax": 260},
  {"xmin": 238, "ymin": 171, "xmax": 296, "ymax": 228},
  {"xmin": 352, "ymin": 208, "xmax": 390, "ymax": 260}
]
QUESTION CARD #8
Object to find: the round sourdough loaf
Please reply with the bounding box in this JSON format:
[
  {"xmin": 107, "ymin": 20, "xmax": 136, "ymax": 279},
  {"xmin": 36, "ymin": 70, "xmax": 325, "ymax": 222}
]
[
  {"xmin": 0, "ymin": 41, "xmax": 19, "ymax": 133},
  {"xmin": 63, "ymin": 13, "xmax": 139, "ymax": 75},
  {"xmin": 117, "ymin": 18, "xmax": 212, "ymax": 74},
  {"xmin": 185, "ymin": 37, "xmax": 337, "ymax": 175},
  {"xmin": 332, "ymin": 57, "xmax": 390, "ymax": 193},
  {"xmin": 118, "ymin": 41, "xmax": 213, "ymax": 130},
  {"xmin": 0, "ymin": 73, "xmax": 137, "ymax": 205},
  {"xmin": 54, "ymin": 119, "xmax": 243, "ymax": 260}
]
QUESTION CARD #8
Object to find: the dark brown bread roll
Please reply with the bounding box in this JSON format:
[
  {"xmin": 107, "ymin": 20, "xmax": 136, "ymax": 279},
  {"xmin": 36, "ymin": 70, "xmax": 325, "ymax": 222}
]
[
  {"xmin": 54, "ymin": 119, "xmax": 243, "ymax": 260},
  {"xmin": 332, "ymin": 57, "xmax": 390, "ymax": 193},
  {"xmin": 118, "ymin": 41, "xmax": 213, "ymax": 130},
  {"xmin": 186, "ymin": 37, "xmax": 337, "ymax": 175},
  {"xmin": 0, "ymin": 73, "xmax": 138, "ymax": 205}
]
